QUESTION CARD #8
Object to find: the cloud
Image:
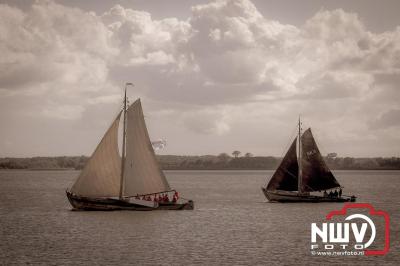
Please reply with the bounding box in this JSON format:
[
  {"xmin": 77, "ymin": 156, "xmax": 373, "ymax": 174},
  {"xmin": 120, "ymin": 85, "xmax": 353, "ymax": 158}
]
[
  {"xmin": 187, "ymin": 0, "xmax": 298, "ymax": 85},
  {"xmin": 0, "ymin": 0, "xmax": 399, "ymax": 156},
  {"xmin": 41, "ymin": 104, "xmax": 85, "ymax": 120},
  {"xmin": 370, "ymin": 109, "xmax": 400, "ymax": 130},
  {"xmin": 0, "ymin": 2, "xmax": 116, "ymax": 91},
  {"xmin": 181, "ymin": 107, "xmax": 231, "ymax": 135},
  {"xmin": 101, "ymin": 4, "xmax": 191, "ymax": 67}
]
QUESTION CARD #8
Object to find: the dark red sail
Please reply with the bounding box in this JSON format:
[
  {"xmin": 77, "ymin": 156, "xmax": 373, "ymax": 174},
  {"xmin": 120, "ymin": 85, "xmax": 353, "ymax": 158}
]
[
  {"xmin": 267, "ymin": 138, "xmax": 299, "ymax": 191},
  {"xmin": 301, "ymin": 128, "xmax": 340, "ymax": 192}
]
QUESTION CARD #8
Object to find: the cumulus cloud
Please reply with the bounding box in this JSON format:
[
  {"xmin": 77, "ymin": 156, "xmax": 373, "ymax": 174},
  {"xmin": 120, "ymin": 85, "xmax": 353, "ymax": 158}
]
[
  {"xmin": 370, "ymin": 109, "xmax": 400, "ymax": 130},
  {"xmin": 0, "ymin": 2, "xmax": 116, "ymax": 90},
  {"xmin": 181, "ymin": 107, "xmax": 231, "ymax": 135},
  {"xmin": 41, "ymin": 104, "xmax": 85, "ymax": 120},
  {"xmin": 0, "ymin": 0, "xmax": 399, "ymax": 156},
  {"xmin": 187, "ymin": 0, "xmax": 298, "ymax": 85},
  {"xmin": 101, "ymin": 4, "xmax": 191, "ymax": 67}
]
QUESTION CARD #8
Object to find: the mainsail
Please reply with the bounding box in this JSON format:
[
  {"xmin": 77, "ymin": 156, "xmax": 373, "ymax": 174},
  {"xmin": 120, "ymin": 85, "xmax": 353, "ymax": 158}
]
[
  {"xmin": 122, "ymin": 99, "xmax": 171, "ymax": 196},
  {"xmin": 266, "ymin": 138, "xmax": 299, "ymax": 191},
  {"xmin": 300, "ymin": 128, "xmax": 340, "ymax": 192},
  {"xmin": 71, "ymin": 112, "xmax": 122, "ymax": 197}
]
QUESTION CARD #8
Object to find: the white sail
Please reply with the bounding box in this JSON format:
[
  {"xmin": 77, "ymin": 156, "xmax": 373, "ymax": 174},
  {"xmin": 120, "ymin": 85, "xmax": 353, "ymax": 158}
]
[
  {"xmin": 71, "ymin": 112, "xmax": 122, "ymax": 197},
  {"xmin": 123, "ymin": 99, "xmax": 171, "ymax": 196}
]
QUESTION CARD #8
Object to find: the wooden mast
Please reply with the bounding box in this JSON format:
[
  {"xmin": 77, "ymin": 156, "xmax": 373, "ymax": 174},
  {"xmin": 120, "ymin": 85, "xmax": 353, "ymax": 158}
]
[
  {"xmin": 119, "ymin": 83, "xmax": 132, "ymax": 199},
  {"xmin": 298, "ymin": 116, "xmax": 302, "ymax": 194}
]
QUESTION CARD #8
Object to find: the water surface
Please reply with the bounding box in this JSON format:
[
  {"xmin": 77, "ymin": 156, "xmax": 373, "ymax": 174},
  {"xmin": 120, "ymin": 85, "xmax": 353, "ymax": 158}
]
[{"xmin": 0, "ymin": 170, "xmax": 398, "ymax": 265}]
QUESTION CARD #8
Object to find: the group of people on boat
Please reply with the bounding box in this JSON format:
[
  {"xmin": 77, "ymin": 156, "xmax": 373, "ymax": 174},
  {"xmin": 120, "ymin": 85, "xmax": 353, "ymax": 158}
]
[
  {"xmin": 135, "ymin": 191, "xmax": 179, "ymax": 203},
  {"xmin": 323, "ymin": 188, "xmax": 342, "ymax": 198}
]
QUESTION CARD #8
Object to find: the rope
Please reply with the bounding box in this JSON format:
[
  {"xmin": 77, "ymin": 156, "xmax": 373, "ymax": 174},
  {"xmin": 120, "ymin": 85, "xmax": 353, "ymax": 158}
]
[
  {"xmin": 125, "ymin": 189, "xmax": 176, "ymax": 198},
  {"xmin": 264, "ymin": 121, "xmax": 299, "ymax": 188}
]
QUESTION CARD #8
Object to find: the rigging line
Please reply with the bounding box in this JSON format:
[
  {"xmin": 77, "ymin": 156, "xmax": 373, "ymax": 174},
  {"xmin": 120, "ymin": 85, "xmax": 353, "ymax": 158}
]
[
  {"xmin": 283, "ymin": 168, "xmax": 320, "ymax": 192},
  {"xmin": 285, "ymin": 165, "xmax": 317, "ymax": 192},
  {"xmin": 125, "ymin": 189, "xmax": 176, "ymax": 198},
  {"xmin": 308, "ymin": 128, "xmax": 342, "ymax": 183},
  {"xmin": 311, "ymin": 128, "xmax": 329, "ymax": 158},
  {"xmin": 282, "ymin": 168, "xmax": 297, "ymax": 181},
  {"xmin": 264, "ymin": 122, "xmax": 299, "ymax": 188},
  {"xmin": 270, "ymin": 168, "xmax": 316, "ymax": 192},
  {"xmin": 279, "ymin": 122, "xmax": 300, "ymax": 159},
  {"xmin": 282, "ymin": 166, "xmax": 320, "ymax": 193}
]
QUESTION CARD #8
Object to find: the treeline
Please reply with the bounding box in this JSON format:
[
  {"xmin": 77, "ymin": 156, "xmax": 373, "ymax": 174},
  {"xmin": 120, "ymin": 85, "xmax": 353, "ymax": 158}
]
[
  {"xmin": 1, "ymin": 155, "xmax": 400, "ymax": 170},
  {"xmin": 159, "ymin": 155, "xmax": 279, "ymax": 170},
  {"xmin": 0, "ymin": 156, "xmax": 87, "ymax": 170}
]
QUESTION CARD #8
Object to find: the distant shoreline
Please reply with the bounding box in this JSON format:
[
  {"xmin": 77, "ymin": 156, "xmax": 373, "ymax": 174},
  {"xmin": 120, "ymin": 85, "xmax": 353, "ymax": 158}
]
[
  {"xmin": 1, "ymin": 168, "xmax": 399, "ymax": 172},
  {"xmin": 1, "ymin": 155, "xmax": 400, "ymax": 170},
  {"xmin": 2, "ymin": 169, "xmax": 400, "ymax": 173}
]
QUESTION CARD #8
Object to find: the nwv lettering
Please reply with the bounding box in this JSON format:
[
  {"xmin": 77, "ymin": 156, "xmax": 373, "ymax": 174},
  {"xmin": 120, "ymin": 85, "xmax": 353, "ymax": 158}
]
[
  {"xmin": 310, "ymin": 204, "xmax": 390, "ymax": 256},
  {"xmin": 311, "ymin": 214, "xmax": 376, "ymax": 250}
]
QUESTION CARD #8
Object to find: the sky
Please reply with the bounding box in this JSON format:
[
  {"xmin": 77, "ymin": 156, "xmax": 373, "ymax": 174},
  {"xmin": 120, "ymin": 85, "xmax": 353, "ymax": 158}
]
[{"xmin": 0, "ymin": 0, "xmax": 399, "ymax": 157}]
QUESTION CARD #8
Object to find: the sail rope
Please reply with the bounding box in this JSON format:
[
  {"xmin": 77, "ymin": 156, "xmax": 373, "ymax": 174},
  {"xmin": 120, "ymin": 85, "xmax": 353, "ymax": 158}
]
[
  {"xmin": 302, "ymin": 127, "xmax": 342, "ymax": 192},
  {"xmin": 264, "ymin": 122, "xmax": 299, "ymax": 188},
  {"xmin": 281, "ymin": 168, "xmax": 318, "ymax": 192},
  {"xmin": 125, "ymin": 189, "xmax": 176, "ymax": 198}
]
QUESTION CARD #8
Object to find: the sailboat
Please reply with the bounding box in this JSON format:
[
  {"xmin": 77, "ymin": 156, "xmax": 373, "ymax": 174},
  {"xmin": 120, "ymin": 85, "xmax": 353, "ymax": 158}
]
[
  {"xmin": 262, "ymin": 119, "xmax": 356, "ymax": 203},
  {"xmin": 66, "ymin": 83, "xmax": 194, "ymax": 210}
]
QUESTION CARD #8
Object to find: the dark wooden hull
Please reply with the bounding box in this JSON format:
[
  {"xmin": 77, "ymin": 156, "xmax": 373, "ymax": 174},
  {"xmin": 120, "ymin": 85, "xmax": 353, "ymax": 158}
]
[
  {"xmin": 66, "ymin": 191, "xmax": 194, "ymax": 211},
  {"xmin": 158, "ymin": 200, "xmax": 194, "ymax": 210},
  {"xmin": 262, "ymin": 188, "xmax": 356, "ymax": 203},
  {"xmin": 66, "ymin": 191, "xmax": 155, "ymax": 211}
]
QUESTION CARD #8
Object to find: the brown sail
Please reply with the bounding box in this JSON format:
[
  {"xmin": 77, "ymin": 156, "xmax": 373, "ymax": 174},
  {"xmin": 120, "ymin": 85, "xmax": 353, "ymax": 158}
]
[
  {"xmin": 300, "ymin": 128, "xmax": 340, "ymax": 192},
  {"xmin": 70, "ymin": 112, "xmax": 122, "ymax": 197},
  {"xmin": 123, "ymin": 99, "xmax": 171, "ymax": 196},
  {"xmin": 267, "ymin": 138, "xmax": 298, "ymax": 191}
]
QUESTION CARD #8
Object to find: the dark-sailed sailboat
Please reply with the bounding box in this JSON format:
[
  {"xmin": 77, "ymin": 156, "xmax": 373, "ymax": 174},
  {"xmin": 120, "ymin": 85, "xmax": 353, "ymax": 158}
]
[
  {"xmin": 66, "ymin": 83, "xmax": 194, "ymax": 210},
  {"xmin": 262, "ymin": 119, "xmax": 356, "ymax": 203}
]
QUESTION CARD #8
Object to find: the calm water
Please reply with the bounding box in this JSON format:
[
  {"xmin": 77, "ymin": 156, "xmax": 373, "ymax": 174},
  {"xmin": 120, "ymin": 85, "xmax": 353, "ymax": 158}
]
[{"xmin": 0, "ymin": 170, "xmax": 398, "ymax": 265}]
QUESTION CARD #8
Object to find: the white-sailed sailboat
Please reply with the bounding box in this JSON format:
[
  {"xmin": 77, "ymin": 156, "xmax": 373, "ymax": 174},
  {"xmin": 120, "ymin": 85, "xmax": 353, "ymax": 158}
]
[{"xmin": 66, "ymin": 83, "xmax": 194, "ymax": 210}]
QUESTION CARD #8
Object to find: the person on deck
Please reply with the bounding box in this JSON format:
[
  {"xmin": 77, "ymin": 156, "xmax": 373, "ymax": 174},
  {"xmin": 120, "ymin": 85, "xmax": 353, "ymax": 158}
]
[
  {"xmin": 339, "ymin": 188, "xmax": 342, "ymax": 198},
  {"xmin": 334, "ymin": 190, "xmax": 338, "ymax": 198},
  {"xmin": 328, "ymin": 191, "xmax": 333, "ymax": 198},
  {"xmin": 172, "ymin": 194, "xmax": 177, "ymax": 203},
  {"xmin": 165, "ymin": 194, "xmax": 169, "ymax": 203},
  {"xmin": 323, "ymin": 191, "xmax": 328, "ymax": 197}
]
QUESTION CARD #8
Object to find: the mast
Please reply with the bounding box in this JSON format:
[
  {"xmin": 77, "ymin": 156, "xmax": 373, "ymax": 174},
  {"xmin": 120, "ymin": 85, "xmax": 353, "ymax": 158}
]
[
  {"xmin": 298, "ymin": 116, "xmax": 302, "ymax": 194},
  {"xmin": 119, "ymin": 82, "xmax": 133, "ymax": 199}
]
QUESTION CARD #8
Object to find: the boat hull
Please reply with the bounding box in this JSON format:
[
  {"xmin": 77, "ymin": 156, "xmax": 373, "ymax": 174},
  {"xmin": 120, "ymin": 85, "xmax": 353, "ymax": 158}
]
[
  {"xmin": 66, "ymin": 191, "xmax": 156, "ymax": 211},
  {"xmin": 66, "ymin": 191, "xmax": 194, "ymax": 211},
  {"xmin": 262, "ymin": 188, "xmax": 356, "ymax": 203},
  {"xmin": 158, "ymin": 200, "xmax": 194, "ymax": 210}
]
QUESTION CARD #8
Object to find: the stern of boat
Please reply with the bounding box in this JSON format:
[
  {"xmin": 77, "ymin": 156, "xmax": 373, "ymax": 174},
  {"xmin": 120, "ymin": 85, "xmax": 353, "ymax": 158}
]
[
  {"xmin": 183, "ymin": 200, "xmax": 194, "ymax": 210},
  {"xmin": 261, "ymin": 187, "xmax": 271, "ymax": 201},
  {"xmin": 157, "ymin": 199, "xmax": 194, "ymax": 210}
]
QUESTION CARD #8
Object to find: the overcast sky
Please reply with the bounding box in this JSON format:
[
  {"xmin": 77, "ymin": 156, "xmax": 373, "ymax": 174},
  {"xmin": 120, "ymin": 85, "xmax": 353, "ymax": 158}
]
[{"xmin": 0, "ymin": 0, "xmax": 399, "ymax": 157}]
